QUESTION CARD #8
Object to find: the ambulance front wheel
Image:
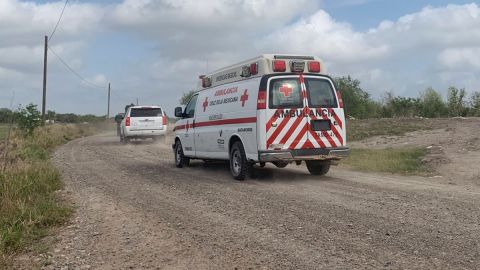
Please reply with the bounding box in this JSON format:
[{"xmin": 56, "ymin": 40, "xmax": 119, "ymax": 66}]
[
  {"xmin": 230, "ymin": 141, "xmax": 249, "ymax": 181},
  {"xmin": 306, "ymin": 161, "xmax": 330, "ymax": 176},
  {"xmin": 174, "ymin": 141, "xmax": 190, "ymax": 168}
]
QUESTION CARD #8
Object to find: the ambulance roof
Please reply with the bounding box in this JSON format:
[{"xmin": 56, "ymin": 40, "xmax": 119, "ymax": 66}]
[{"xmin": 197, "ymin": 54, "xmax": 326, "ymax": 89}]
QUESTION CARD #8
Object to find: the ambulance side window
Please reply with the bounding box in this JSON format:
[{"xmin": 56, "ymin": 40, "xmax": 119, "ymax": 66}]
[{"xmin": 184, "ymin": 94, "xmax": 198, "ymax": 118}]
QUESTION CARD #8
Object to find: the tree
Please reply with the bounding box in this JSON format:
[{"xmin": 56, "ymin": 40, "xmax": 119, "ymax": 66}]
[
  {"xmin": 17, "ymin": 103, "xmax": 42, "ymax": 135},
  {"xmin": 420, "ymin": 87, "xmax": 447, "ymax": 118},
  {"xmin": 334, "ymin": 76, "xmax": 381, "ymax": 119},
  {"xmin": 382, "ymin": 92, "xmax": 421, "ymax": 118},
  {"xmin": 470, "ymin": 91, "xmax": 480, "ymax": 117},
  {"xmin": 0, "ymin": 108, "xmax": 15, "ymax": 123},
  {"xmin": 180, "ymin": 90, "xmax": 195, "ymax": 106},
  {"xmin": 46, "ymin": 110, "xmax": 56, "ymax": 121},
  {"xmin": 447, "ymin": 87, "xmax": 466, "ymax": 117}
]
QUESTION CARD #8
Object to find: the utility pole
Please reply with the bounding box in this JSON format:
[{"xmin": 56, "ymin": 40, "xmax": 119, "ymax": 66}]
[
  {"xmin": 136, "ymin": 98, "xmax": 139, "ymax": 105},
  {"xmin": 107, "ymin": 83, "xmax": 111, "ymax": 119},
  {"xmin": 42, "ymin": 35, "xmax": 48, "ymax": 123}
]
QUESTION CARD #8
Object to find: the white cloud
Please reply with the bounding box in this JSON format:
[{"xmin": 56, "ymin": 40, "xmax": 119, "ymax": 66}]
[
  {"xmin": 438, "ymin": 47, "xmax": 480, "ymax": 70},
  {"xmin": 108, "ymin": 0, "xmax": 319, "ymax": 59},
  {"xmin": 259, "ymin": 3, "xmax": 480, "ymax": 97},
  {"xmin": 1, "ymin": 0, "xmax": 480, "ymax": 114},
  {"xmin": 259, "ymin": 10, "xmax": 388, "ymax": 64}
]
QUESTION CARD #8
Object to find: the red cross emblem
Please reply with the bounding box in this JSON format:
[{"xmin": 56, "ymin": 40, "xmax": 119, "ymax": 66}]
[
  {"xmin": 240, "ymin": 89, "xmax": 249, "ymax": 107},
  {"xmin": 279, "ymin": 84, "xmax": 293, "ymax": 97},
  {"xmin": 202, "ymin": 97, "xmax": 208, "ymax": 112}
]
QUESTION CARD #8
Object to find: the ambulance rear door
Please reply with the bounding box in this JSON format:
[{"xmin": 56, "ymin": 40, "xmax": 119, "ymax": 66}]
[{"xmin": 263, "ymin": 75, "xmax": 310, "ymax": 151}]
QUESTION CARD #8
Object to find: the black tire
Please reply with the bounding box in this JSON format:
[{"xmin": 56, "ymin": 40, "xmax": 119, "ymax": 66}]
[
  {"xmin": 306, "ymin": 161, "xmax": 330, "ymax": 175},
  {"xmin": 120, "ymin": 132, "xmax": 129, "ymax": 144},
  {"xmin": 272, "ymin": 161, "xmax": 289, "ymax": 168},
  {"xmin": 229, "ymin": 141, "xmax": 249, "ymax": 181},
  {"xmin": 174, "ymin": 140, "xmax": 190, "ymax": 168}
]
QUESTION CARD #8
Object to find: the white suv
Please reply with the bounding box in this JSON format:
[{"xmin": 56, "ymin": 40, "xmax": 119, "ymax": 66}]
[{"xmin": 120, "ymin": 106, "xmax": 167, "ymax": 143}]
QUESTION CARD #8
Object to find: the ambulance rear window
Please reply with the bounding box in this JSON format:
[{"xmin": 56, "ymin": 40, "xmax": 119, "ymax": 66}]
[
  {"xmin": 130, "ymin": 108, "xmax": 162, "ymax": 117},
  {"xmin": 269, "ymin": 79, "xmax": 302, "ymax": 108},
  {"xmin": 305, "ymin": 78, "xmax": 337, "ymax": 108}
]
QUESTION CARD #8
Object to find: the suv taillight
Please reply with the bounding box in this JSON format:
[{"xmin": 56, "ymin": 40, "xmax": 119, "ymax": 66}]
[
  {"xmin": 162, "ymin": 116, "xmax": 167, "ymax": 125},
  {"xmin": 126, "ymin": 117, "xmax": 130, "ymax": 126},
  {"xmin": 257, "ymin": 90, "xmax": 266, "ymax": 110}
]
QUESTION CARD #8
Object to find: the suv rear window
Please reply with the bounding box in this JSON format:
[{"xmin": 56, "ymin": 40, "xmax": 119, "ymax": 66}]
[
  {"xmin": 130, "ymin": 108, "xmax": 162, "ymax": 117},
  {"xmin": 269, "ymin": 78, "xmax": 302, "ymax": 108}
]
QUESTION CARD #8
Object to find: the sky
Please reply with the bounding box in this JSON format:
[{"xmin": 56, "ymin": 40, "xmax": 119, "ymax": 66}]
[{"xmin": 0, "ymin": 0, "xmax": 479, "ymax": 116}]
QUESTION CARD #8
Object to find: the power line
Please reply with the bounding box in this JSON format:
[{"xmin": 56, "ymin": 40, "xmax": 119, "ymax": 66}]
[
  {"xmin": 48, "ymin": 46, "xmax": 107, "ymax": 89},
  {"xmin": 111, "ymin": 88, "xmax": 132, "ymax": 103},
  {"xmin": 49, "ymin": 0, "xmax": 69, "ymax": 42}
]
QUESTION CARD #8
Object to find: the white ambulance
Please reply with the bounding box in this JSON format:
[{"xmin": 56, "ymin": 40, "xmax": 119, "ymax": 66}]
[{"xmin": 173, "ymin": 54, "xmax": 349, "ymax": 180}]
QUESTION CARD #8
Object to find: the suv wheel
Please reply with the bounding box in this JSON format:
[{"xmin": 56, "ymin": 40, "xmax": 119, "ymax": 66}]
[
  {"xmin": 306, "ymin": 161, "xmax": 330, "ymax": 175},
  {"xmin": 174, "ymin": 141, "xmax": 190, "ymax": 168},
  {"xmin": 229, "ymin": 141, "xmax": 249, "ymax": 181}
]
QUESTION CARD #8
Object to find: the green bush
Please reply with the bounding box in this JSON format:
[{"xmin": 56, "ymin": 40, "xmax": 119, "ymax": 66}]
[
  {"xmin": 0, "ymin": 124, "xmax": 97, "ymax": 266},
  {"xmin": 16, "ymin": 104, "xmax": 42, "ymax": 136},
  {"xmin": 335, "ymin": 76, "xmax": 382, "ymax": 119}
]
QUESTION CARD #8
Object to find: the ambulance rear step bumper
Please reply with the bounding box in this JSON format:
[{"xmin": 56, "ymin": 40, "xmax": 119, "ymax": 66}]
[{"xmin": 259, "ymin": 147, "xmax": 350, "ymax": 162}]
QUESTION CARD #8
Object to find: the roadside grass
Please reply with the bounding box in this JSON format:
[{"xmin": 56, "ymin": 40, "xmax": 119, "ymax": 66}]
[
  {"xmin": 0, "ymin": 125, "xmax": 10, "ymax": 140},
  {"xmin": 342, "ymin": 148, "xmax": 430, "ymax": 175},
  {"xmin": 347, "ymin": 118, "xmax": 438, "ymax": 141},
  {"xmin": 0, "ymin": 124, "xmax": 97, "ymax": 267}
]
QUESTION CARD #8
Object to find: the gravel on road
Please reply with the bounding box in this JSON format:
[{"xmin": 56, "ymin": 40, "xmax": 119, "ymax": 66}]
[{"xmin": 17, "ymin": 133, "xmax": 480, "ymax": 269}]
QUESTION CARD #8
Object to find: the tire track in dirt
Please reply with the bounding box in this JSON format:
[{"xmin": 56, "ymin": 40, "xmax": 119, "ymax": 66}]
[{"xmin": 17, "ymin": 133, "xmax": 480, "ymax": 269}]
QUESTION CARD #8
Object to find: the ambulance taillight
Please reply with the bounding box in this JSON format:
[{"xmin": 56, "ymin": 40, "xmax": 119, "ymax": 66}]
[
  {"xmin": 336, "ymin": 90, "xmax": 344, "ymax": 108},
  {"xmin": 273, "ymin": 60, "xmax": 286, "ymax": 72},
  {"xmin": 308, "ymin": 61, "xmax": 321, "ymax": 73},
  {"xmin": 257, "ymin": 90, "xmax": 267, "ymax": 110}
]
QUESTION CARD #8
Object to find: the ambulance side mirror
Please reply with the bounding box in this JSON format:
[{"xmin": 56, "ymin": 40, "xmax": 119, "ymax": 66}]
[{"xmin": 174, "ymin": 107, "xmax": 184, "ymax": 118}]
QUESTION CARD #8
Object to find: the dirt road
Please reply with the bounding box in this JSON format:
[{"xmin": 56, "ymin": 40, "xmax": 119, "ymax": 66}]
[{"xmin": 24, "ymin": 132, "xmax": 480, "ymax": 269}]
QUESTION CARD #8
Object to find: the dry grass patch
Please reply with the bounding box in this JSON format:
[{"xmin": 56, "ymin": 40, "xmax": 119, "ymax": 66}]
[
  {"xmin": 0, "ymin": 125, "xmax": 10, "ymax": 140},
  {"xmin": 347, "ymin": 118, "xmax": 440, "ymax": 141},
  {"xmin": 343, "ymin": 148, "xmax": 430, "ymax": 175}
]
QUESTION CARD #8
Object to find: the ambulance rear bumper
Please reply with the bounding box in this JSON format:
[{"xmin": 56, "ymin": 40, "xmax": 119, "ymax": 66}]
[{"xmin": 258, "ymin": 147, "xmax": 350, "ymax": 162}]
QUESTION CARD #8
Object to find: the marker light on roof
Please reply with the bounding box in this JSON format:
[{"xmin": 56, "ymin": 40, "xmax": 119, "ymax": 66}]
[
  {"xmin": 290, "ymin": 61, "xmax": 305, "ymax": 73},
  {"xmin": 241, "ymin": 65, "xmax": 251, "ymax": 77},
  {"xmin": 308, "ymin": 61, "xmax": 321, "ymax": 73},
  {"xmin": 202, "ymin": 76, "xmax": 212, "ymax": 88},
  {"xmin": 273, "ymin": 60, "xmax": 286, "ymax": 72},
  {"xmin": 250, "ymin": 62, "xmax": 258, "ymax": 75}
]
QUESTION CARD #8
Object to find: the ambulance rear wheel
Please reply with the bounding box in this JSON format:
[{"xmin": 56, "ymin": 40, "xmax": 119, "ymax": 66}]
[
  {"xmin": 174, "ymin": 141, "xmax": 190, "ymax": 168},
  {"xmin": 230, "ymin": 141, "xmax": 248, "ymax": 181},
  {"xmin": 306, "ymin": 161, "xmax": 330, "ymax": 176}
]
